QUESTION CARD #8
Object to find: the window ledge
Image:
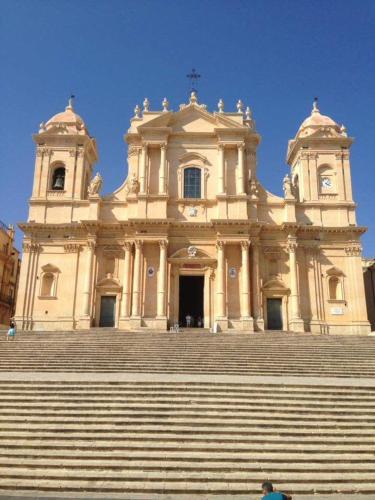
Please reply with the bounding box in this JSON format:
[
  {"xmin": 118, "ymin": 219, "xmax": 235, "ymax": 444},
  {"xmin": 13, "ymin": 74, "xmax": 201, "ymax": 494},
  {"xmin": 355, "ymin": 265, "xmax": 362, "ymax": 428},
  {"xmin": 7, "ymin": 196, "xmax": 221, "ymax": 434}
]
[
  {"xmin": 328, "ymin": 299, "xmax": 346, "ymax": 304},
  {"xmin": 38, "ymin": 296, "xmax": 58, "ymax": 300}
]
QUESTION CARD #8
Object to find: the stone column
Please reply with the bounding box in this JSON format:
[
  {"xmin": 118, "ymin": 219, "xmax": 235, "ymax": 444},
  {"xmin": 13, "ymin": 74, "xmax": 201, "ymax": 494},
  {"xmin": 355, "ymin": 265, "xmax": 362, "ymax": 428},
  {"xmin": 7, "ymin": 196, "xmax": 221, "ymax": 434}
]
[
  {"xmin": 131, "ymin": 240, "xmax": 143, "ymax": 318},
  {"xmin": 81, "ymin": 239, "xmax": 95, "ymax": 324},
  {"xmin": 216, "ymin": 241, "xmax": 226, "ymax": 318},
  {"xmin": 157, "ymin": 240, "xmax": 168, "ymax": 317},
  {"xmin": 287, "ymin": 235, "xmax": 304, "ymax": 332},
  {"xmin": 217, "ymin": 144, "xmax": 225, "ymax": 194},
  {"xmin": 159, "ymin": 144, "xmax": 167, "ymax": 195},
  {"xmin": 240, "ymin": 241, "xmax": 251, "ymax": 318},
  {"xmin": 139, "ymin": 144, "xmax": 147, "ymax": 194},
  {"xmin": 236, "ymin": 143, "xmax": 245, "ymax": 195},
  {"xmin": 251, "ymin": 240, "xmax": 264, "ymax": 331},
  {"xmin": 120, "ymin": 242, "xmax": 132, "ymax": 320}
]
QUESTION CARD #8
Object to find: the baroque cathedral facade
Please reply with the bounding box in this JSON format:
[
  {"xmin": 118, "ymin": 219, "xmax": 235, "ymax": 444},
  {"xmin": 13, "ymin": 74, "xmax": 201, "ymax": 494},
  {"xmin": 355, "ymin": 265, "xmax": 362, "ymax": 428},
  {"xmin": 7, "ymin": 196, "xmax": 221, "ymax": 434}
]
[{"xmin": 15, "ymin": 93, "xmax": 370, "ymax": 334}]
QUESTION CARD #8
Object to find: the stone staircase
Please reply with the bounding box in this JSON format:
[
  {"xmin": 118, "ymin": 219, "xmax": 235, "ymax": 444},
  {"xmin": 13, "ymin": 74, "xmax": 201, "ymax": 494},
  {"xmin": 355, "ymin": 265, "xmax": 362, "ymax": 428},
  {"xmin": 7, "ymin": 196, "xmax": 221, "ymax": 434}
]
[
  {"xmin": 0, "ymin": 330, "xmax": 374, "ymax": 377},
  {"xmin": 0, "ymin": 331, "xmax": 374, "ymax": 498}
]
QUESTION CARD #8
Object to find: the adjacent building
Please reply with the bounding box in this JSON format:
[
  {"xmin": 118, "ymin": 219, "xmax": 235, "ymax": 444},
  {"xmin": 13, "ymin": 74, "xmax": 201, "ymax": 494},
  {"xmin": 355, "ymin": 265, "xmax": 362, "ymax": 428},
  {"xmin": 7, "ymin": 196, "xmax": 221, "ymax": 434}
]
[
  {"xmin": 363, "ymin": 258, "xmax": 375, "ymax": 331},
  {"xmin": 0, "ymin": 221, "xmax": 20, "ymax": 328},
  {"xmin": 15, "ymin": 93, "xmax": 370, "ymax": 334}
]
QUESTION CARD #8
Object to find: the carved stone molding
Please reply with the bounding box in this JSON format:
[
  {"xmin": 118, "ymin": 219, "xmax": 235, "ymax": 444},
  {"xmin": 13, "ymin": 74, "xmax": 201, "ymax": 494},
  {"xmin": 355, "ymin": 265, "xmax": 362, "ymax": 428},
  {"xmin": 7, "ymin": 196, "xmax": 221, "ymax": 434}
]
[
  {"xmin": 263, "ymin": 246, "xmax": 283, "ymax": 260},
  {"xmin": 36, "ymin": 147, "xmax": 53, "ymax": 157},
  {"xmin": 64, "ymin": 244, "xmax": 81, "ymax": 253}
]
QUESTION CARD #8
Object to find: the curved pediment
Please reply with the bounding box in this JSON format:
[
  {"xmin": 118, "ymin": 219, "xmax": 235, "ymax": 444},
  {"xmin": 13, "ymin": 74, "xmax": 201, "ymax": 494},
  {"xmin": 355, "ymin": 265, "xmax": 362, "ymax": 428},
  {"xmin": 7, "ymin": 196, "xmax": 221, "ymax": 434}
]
[
  {"xmin": 178, "ymin": 152, "xmax": 209, "ymax": 165},
  {"xmin": 170, "ymin": 246, "xmax": 213, "ymax": 260},
  {"xmin": 262, "ymin": 278, "xmax": 289, "ymax": 291},
  {"xmin": 41, "ymin": 263, "xmax": 61, "ymax": 273}
]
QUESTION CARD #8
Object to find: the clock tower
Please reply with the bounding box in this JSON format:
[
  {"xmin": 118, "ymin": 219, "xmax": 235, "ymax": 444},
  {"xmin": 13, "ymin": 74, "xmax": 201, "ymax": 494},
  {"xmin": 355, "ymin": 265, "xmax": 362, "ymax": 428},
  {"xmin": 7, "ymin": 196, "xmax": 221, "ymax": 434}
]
[{"xmin": 286, "ymin": 99, "xmax": 355, "ymax": 225}]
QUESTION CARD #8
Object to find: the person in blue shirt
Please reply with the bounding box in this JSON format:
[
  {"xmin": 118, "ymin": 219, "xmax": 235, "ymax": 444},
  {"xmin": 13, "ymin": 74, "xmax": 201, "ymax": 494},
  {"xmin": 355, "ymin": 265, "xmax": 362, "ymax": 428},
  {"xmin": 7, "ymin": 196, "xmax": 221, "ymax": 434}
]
[{"xmin": 261, "ymin": 481, "xmax": 292, "ymax": 500}]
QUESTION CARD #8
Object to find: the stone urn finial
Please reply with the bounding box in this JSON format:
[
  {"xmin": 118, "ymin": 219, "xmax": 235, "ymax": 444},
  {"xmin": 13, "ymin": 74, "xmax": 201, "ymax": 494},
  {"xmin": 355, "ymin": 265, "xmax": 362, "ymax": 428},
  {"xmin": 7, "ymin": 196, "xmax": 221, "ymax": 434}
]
[{"xmin": 162, "ymin": 97, "xmax": 169, "ymax": 112}]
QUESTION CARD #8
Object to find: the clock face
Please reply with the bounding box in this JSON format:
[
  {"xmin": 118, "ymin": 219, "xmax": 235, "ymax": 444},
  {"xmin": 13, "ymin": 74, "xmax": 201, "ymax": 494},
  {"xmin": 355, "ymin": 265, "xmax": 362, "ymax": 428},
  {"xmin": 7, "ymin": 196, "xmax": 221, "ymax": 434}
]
[{"xmin": 321, "ymin": 177, "xmax": 332, "ymax": 189}]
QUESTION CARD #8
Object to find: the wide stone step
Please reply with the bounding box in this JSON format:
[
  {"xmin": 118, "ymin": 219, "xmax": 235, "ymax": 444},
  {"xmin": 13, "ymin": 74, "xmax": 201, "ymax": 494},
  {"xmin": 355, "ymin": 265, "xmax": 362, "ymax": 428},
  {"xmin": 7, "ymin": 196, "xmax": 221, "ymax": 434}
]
[
  {"xmin": 1, "ymin": 415, "xmax": 372, "ymax": 429},
  {"xmin": 1, "ymin": 457, "xmax": 375, "ymax": 472},
  {"xmin": 0, "ymin": 431, "xmax": 373, "ymax": 446},
  {"xmin": 1, "ymin": 385, "xmax": 374, "ymax": 396},
  {"xmin": 0, "ymin": 467, "xmax": 374, "ymax": 482},
  {"xmin": 1, "ymin": 423, "xmax": 373, "ymax": 437},
  {"xmin": 0, "ymin": 478, "xmax": 373, "ymax": 495}
]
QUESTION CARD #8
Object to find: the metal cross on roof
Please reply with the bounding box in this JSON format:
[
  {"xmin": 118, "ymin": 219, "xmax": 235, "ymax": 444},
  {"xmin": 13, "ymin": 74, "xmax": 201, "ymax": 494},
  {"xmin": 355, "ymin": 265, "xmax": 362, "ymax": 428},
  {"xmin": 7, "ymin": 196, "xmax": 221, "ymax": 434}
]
[{"xmin": 186, "ymin": 68, "xmax": 201, "ymax": 93}]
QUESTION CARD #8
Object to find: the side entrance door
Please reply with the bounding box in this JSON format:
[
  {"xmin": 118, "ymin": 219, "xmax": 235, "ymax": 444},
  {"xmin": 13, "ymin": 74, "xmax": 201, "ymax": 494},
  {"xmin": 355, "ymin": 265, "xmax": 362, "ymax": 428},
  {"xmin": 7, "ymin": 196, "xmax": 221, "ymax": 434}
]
[
  {"xmin": 99, "ymin": 296, "xmax": 116, "ymax": 327},
  {"xmin": 267, "ymin": 298, "xmax": 283, "ymax": 330}
]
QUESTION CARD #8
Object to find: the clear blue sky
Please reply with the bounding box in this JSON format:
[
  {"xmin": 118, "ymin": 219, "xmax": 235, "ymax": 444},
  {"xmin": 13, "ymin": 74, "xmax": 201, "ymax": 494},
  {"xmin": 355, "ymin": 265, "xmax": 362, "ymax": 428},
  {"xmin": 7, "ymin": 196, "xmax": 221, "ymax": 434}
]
[{"xmin": 1, "ymin": 0, "xmax": 374, "ymax": 255}]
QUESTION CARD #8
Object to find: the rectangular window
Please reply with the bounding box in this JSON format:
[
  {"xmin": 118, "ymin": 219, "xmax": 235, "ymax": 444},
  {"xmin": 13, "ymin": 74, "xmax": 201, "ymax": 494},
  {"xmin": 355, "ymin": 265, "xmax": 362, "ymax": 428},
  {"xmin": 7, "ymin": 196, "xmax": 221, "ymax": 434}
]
[{"xmin": 184, "ymin": 168, "xmax": 201, "ymax": 198}]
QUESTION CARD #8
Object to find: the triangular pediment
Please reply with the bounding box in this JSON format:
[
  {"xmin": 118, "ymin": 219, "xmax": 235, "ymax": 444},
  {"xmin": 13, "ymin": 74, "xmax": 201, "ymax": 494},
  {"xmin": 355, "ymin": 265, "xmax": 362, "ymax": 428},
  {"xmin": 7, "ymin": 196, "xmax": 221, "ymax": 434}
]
[{"xmin": 138, "ymin": 104, "xmax": 246, "ymax": 133}]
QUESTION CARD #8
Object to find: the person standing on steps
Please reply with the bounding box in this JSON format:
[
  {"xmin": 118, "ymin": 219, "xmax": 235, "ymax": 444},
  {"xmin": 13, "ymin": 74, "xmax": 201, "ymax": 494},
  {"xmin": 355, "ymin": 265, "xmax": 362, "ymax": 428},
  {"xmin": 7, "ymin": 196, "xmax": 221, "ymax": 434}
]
[{"xmin": 261, "ymin": 481, "xmax": 292, "ymax": 500}]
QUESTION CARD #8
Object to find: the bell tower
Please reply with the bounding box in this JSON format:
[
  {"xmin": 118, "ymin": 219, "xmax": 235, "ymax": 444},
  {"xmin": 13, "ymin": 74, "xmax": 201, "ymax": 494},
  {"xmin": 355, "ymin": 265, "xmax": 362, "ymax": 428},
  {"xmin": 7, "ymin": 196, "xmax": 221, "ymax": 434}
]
[
  {"xmin": 30, "ymin": 98, "xmax": 98, "ymax": 222},
  {"xmin": 286, "ymin": 99, "xmax": 355, "ymax": 222}
]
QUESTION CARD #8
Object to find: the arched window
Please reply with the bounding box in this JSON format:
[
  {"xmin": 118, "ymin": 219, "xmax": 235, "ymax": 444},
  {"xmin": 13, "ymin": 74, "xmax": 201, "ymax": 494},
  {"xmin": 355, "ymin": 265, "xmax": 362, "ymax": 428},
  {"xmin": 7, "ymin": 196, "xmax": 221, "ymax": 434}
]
[
  {"xmin": 41, "ymin": 273, "xmax": 55, "ymax": 297},
  {"xmin": 184, "ymin": 167, "xmax": 201, "ymax": 199},
  {"xmin": 327, "ymin": 268, "xmax": 345, "ymax": 302},
  {"xmin": 51, "ymin": 166, "xmax": 65, "ymax": 190}
]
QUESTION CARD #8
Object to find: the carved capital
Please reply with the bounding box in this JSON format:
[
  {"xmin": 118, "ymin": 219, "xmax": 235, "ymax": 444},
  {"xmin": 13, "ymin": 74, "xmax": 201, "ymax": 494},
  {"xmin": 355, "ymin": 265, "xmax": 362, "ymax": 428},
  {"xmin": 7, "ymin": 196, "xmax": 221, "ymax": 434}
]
[
  {"xmin": 23, "ymin": 242, "xmax": 40, "ymax": 254},
  {"xmin": 240, "ymin": 240, "xmax": 250, "ymax": 251},
  {"xmin": 134, "ymin": 240, "xmax": 143, "ymax": 249},
  {"xmin": 238, "ymin": 142, "xmax": 245, "ymax": 152},
  {"xmin": 345, "ymin": 245, "xmax": 362, "ymax": 256},
  {"xmin": 286, "ymin": 236, "xmax": 298, "ymax": 253},
  {"xmin": 69, "ymin": 149, "xmax": 76, "ymax": 157},
  {"xmin": 123, "ymin": 241, "xmax": 133, "ymax": 252},
  {"xmin": 87, "ymin": 239, "xmax": 96, "ymax": 251},
  {"xmin": 216, "ymin": 241, "xmax": 225, "ymax": 251},
  {"xmin": 128, "ymin": 145, "xmax": 141, "ymax": 158},
  {"xmin": 159, "ymin": 240, "xmax": 168, "ymax": 250}
]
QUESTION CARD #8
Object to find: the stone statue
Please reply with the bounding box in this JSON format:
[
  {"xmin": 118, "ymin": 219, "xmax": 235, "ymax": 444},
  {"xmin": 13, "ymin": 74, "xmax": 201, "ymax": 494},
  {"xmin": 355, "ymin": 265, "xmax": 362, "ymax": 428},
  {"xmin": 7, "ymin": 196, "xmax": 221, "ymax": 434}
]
[
  {"xmin": 249, "ymin": 178, "xmax": 259, "ymax": 198},
  {"xmin": 88, "ymin": 172, "xmax": 103, "ymax": 196},
  {"xmin": 127, "ymin": 174, "xmax": 140, "ymax": 194},
  {"xmin": 283, "ymin": 174, "xmax": 293, "ymax": 198}
]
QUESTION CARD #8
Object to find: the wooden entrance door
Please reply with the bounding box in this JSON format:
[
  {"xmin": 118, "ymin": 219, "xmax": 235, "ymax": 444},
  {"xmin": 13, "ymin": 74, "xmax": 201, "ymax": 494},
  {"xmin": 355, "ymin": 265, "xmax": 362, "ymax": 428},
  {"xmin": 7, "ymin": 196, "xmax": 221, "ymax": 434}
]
[
  {"xmin": 267, "ymin": 298, "xmax": 283, "ymax": 330},
  {"xmin": 99, "ymin": 296, "xmax": 116, "ymax": 327}
]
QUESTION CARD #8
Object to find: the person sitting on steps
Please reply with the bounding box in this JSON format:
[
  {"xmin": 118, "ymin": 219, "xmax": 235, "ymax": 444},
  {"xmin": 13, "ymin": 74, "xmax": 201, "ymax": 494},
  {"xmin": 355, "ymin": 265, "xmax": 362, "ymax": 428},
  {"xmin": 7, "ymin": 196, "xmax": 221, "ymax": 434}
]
[
  {"xmin": 7, "ymin": 321, "xmax": 16, "ymax": 342},
  {"xmin": 261, "ymin": 481, "xmax": 292, "ymax": 500}
]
